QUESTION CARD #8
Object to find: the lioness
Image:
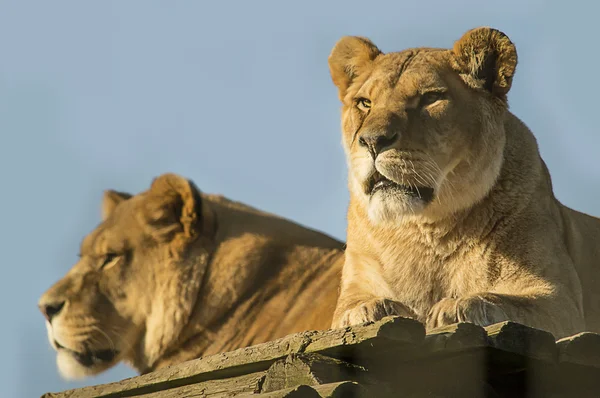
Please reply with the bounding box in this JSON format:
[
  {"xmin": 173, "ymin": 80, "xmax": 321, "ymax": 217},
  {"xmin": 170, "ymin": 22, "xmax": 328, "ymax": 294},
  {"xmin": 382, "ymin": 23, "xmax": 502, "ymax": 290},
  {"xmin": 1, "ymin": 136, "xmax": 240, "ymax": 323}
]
[
  {"xmin": 38, "ymin": 173, "xmax": 343, "ymax": 379},
  {"xmin": 328, "ymin": 27, "xmax": 600, "ymax": 339}
]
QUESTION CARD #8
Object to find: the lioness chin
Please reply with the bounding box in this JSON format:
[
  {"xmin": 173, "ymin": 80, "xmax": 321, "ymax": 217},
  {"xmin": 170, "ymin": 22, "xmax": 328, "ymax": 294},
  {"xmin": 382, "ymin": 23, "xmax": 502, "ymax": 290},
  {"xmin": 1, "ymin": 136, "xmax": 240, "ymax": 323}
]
[
  {"xmin": 38, "ymin": 173, "xmax": 343, "ymax": 379},
  {"xmin": 329, "ymin": 27, "xmax": 600, "ymax": 338}
]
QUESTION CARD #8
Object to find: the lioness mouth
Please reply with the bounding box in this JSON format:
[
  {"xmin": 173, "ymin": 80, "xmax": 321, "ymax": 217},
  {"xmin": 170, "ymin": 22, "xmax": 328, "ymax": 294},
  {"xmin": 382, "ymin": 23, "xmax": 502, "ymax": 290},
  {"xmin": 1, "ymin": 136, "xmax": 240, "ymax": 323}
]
[
  {"xmin": 368, "ymin": 172, "xmax": 434, "ymax": 203},
  {"xmin": 55, "ymin": 340, "xmax": 118, "ymax": 366}
]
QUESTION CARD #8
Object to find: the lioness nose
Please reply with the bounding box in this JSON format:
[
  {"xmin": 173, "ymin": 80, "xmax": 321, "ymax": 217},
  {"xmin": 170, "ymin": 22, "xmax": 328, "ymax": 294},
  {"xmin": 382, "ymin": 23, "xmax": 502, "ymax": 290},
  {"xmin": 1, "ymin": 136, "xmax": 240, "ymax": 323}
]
[
  {"xmin": 39, "ymin": 301, "xmax": 66, "ymax": 322},
  {"xmin": 358, "ymin": 130, "xmax": 397, "ymax": 158}
]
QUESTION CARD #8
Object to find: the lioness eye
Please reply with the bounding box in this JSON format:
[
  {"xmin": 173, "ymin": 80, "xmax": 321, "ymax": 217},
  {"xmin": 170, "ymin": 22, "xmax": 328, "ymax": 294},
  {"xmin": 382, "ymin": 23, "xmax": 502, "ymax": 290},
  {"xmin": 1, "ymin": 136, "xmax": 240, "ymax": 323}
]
[
  {"xmin": 356, "ymin": 98, "xmax": 372, "ymax": 111},
  {"xmin": 419, "ymin": 92, "xmax": 444, "ymax": 107},
  {"xmin": 100, "ymin": 253, "xmax": 119, "ymax": 270}
]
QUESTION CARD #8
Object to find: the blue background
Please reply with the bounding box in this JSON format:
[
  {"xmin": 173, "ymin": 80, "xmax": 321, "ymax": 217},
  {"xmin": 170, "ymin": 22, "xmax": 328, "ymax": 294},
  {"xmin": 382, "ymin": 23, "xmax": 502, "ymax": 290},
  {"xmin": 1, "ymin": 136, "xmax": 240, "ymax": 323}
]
[{"xmin": 2, "ymin": 1, "xmax": 598, "ymax": 396}]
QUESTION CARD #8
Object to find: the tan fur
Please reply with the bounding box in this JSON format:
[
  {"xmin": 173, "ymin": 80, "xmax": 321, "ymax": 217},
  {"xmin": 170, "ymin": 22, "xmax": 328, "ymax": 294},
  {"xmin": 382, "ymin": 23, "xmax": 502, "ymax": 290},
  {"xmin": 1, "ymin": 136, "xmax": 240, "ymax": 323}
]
[
  {"xmin": 38, "ymin": 173, "xmax": 343, "ymax": 379},
  {"xmin": 328, "ymin": 27, "xmax": 600, "ymax": 339}
]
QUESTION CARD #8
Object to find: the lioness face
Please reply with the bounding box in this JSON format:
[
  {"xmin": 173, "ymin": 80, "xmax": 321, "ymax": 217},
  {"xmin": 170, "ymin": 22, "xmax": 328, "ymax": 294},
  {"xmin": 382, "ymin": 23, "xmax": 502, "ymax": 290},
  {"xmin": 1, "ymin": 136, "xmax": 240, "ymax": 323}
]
[
  {"xmin": 38, "ymin": 174, "xmax": 210, "ymax": 379},
  {"xmin": 329, "ymin": 29, "xmax": 517, "ymax": 223},
  {"xmin": 39, "ymin": 195, "xmax": 155, "ymax": 379}
]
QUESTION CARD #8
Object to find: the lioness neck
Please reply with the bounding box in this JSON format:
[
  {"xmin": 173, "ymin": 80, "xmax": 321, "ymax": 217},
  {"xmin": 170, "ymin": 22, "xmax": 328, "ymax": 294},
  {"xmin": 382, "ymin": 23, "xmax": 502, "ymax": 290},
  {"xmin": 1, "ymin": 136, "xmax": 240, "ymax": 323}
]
[{"xmin": 143, "ymin": 195, "xmax": 344, "ymax": 371}]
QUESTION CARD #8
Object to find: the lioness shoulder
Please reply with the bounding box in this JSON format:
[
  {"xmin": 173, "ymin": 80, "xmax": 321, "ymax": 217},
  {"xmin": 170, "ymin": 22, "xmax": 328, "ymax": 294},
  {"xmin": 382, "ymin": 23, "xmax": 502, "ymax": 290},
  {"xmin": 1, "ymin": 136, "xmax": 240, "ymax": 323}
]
[
  {"xmin": 328, "ymin": 27, "xmax": 600, "ymax": 338},
  {"xmin": 38, "ymin": 173, "xmax": 344, "ymax": 379}
]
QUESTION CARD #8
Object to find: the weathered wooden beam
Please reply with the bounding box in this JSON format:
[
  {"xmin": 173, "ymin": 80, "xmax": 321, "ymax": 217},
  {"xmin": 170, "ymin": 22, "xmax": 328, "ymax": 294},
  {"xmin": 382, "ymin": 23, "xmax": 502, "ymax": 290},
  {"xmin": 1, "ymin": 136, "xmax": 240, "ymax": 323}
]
[
  {"xmin": 425, "ymin": 322, "xmax": 489, "ymax": 352},
  {"xmin": 251, "ymin": 381, "xmax": 371, "ymax": 398},
  {"xmin": 249, "ymin": 384, "xmax": 321, "ymax": 398},
  {"xmin": 44, "ymin": 320, "xmax": 600, "ymax": 398},
  {"xmin": 482, "ymin": 322, "xmax": 558, "ymax": 397},
  {"xmin": 42, "ymin": 316, "xmax": 423, "ymax": 398},
  {"xmin": 556, "ymin": 331, "xmax": 600, "ymax": 368},
  {"xmin": 127, "ymin": 371, "xmax": 265, "ymax": 397},
  {"xmin": 261, "ymin": 353, "xmax": 368, "ymax": 393},
  {"xmin": 310, "ymin": 381, "xmax": 372, "ymax": 397},
  {"xmin": 485, "ymin": 321, "xmax": 557, "ymax": 363},
  {"xmin": 539, "ymin": 332, "xmax": 600, "ymax": 397},
  {"xmin": 365, "ymin": 322, "xmax": 560, "ymax": 397}
]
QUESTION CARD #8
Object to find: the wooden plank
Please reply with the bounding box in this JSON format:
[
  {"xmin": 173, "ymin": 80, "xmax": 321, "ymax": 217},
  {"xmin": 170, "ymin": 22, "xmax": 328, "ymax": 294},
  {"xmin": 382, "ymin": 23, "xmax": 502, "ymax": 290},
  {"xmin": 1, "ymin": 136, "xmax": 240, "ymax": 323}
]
[
  {"xmin": 546, "ymin": 332, "xmax": 600, "ymax": 397},
  {"xmin": 424, "ymin": 322, "xmax": 488, "ymax": 353},
  {"xmin": 262, "ymin": 353, "xmax": 368, "ymax": 393},
  {"xmin": 356, "ymin": 322, "xmax": 488, "ymax": 378},
  {"xmin": 43, "ymin": 316, "xmax": 423, "ymax": 398},
  {"xmin": 366, "ymin": 322, "xmax": 558, "ymax": 397},
  {"xmin": 42, "ymin": 321, "xmax": 600, "ymax": 398},
  {"xmin": 484, "ymin": 321, "xmax": 557, "ymax": 363},
  {"xmin": 250, "ymin": 382, "xmax": 372, "ymax": 398},
  {"xmin": 482, "ymin": 321, "xmax": 558, "ymax": 396},
  {"xmin": 308, "ymin": 316, "xmax": 424, "ymax": 362},
  {"xmin": 556, "ymin": 332, "xmax": 600, "ymax": 368},
  {"xmin": 311, "ymin": 381, "xmax": 372, "ymax": 397},
  {"xmin": 249, "ymin": 384, "xmax": 320, "ymax": 398},
  {"xmin": 136, "ymin": 371, "xmax": 264, "ymax": 397}
]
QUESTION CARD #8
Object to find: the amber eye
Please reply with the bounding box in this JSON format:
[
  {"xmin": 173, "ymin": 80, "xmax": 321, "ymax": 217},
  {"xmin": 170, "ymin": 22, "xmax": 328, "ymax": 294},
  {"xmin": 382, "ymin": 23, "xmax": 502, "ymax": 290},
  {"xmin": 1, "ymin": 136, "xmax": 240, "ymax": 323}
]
[
  {"xmin": 356, "ymin": 98, "xmax": 372, "ymax": 111},
  {"xmin": 100, "ymin": 253, "xmax": 119, "ymax": 270},
  {"xmin": 419, "ymin": 92, "xmax": 445, "ymax": 107}
]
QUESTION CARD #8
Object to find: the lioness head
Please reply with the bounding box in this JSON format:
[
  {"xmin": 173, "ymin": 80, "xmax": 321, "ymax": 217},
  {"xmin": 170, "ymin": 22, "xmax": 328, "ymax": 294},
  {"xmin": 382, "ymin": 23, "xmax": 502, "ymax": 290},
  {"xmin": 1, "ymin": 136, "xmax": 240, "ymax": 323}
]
[
  {"xmin": 329, "ymin": 27, "xmax": 517, "ymax": 223},
  {"xmin": 38, "ymin": 173, "xmax": 215, "ymax": 379}
]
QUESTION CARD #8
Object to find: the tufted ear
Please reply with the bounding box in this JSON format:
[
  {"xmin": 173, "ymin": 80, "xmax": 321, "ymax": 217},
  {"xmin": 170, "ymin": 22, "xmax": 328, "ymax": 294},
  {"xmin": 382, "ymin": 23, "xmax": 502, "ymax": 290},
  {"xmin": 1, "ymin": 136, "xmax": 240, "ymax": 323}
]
[
  {"xmin": 102, "ymin": 190, "xmax": 132, "ymax": 220},
  {"xmin": 452, "ymin": 27, "xmax": 518, "ymax": 101},
  {"xmin": 140, "ymin": 173, "xmax": 216, "ymax": 368},
  {"xmin": 141, "ymin": 173, "xmax": 204, "ymax": 242},
  {"xmin": 328, "ymin": 36, "xmax": 382, "ymax": 100}
]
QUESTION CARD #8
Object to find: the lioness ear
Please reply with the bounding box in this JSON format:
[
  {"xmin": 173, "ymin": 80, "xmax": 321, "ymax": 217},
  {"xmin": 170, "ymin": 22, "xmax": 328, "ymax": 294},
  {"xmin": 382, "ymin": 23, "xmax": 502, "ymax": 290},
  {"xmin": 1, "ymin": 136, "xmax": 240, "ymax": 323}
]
[
  {"xmin": 102, "ymin": 190, "xmax": 132, "ymax": 220},
  {"xmin": 142, "ymin": 173, "xmax": 203, "ymax": 242},
  {"xmin": 452, "ymin": 27, "xmax": 517, "ymax": 100},
  {"xmin": 329, "ymin": 36, "xmax": 382, "ymax": 100}
]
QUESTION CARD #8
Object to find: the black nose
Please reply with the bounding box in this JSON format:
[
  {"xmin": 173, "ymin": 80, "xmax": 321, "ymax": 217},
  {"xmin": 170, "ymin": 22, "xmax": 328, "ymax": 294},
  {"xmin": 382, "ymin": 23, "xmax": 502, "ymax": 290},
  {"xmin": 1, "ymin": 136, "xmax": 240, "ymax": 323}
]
[
  {"xmin": 358, "ymin": 131, "xmax": 398, "ymax": 158},
  {"xmin": 39, "ymin": 301, "xmax": 65, "ymax": 322}
]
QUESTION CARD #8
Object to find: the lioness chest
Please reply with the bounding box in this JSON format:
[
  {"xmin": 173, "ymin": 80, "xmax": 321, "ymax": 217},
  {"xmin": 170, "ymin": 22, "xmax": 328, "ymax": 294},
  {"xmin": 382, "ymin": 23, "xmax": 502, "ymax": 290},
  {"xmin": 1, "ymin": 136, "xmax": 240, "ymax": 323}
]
[{"xmin": 376, "ymin": 235, "xmax": 492, "ymax": 322}]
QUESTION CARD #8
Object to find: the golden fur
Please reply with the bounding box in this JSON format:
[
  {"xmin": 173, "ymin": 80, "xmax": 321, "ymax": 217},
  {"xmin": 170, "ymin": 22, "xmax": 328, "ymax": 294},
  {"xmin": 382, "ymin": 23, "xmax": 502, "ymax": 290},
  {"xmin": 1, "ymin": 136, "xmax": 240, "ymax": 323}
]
[
  {"xmin": 38, "ymin": 173, "xmax": 343, "ymax": 379},
  {"xmin": 328, "ymin": 27, "xmax": 600, "ymax": 338}
]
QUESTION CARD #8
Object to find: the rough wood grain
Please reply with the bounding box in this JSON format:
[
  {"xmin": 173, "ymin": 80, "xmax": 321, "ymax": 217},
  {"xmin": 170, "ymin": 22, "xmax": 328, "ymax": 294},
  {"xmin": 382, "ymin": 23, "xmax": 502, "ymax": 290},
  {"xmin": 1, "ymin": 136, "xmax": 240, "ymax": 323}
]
[
  {"xmin": 556, "ymin": 332, "xmax": 600, "ymax": 368},
  {"xmin": 310, "ymin": 381, "xmax": 371, "ymax": 397},
  {"xmin": 262, "ymin": 353, "xmax": 367, "ymax": 393},
  {"xmin": 485, "ymin": 321, "xmax": 557, "ymax": 363},
  {"xmin": 134, "ymin": 371, "xmax": 264, "ymax": 397},
  {"xmin": 424, "ymin": 322, "xmax": 488, "ymax": 353},
  {"xmin": 43, "ymin": 320, "xmax": 600, "ymax": 398},
  {"xmin": 359, "ymin": 322, "xmax": 489, "ymax": 389},
  {"xmin": 251, "ymin": 381, "xmax": 370, "ymax": 398},
  {"xmin": 248, "ymin": 384, "xmax": 320, "ymax": 398},
  {"xmin": 42, "ymin": 316, "xmax": 423, "ymax": 398}
]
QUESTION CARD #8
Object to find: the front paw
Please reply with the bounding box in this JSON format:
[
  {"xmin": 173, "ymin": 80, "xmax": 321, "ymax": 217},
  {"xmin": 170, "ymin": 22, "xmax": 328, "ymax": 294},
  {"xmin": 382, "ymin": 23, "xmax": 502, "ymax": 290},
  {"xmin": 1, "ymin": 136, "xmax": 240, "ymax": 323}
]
[
  {"xmin": 426, "ymin": 296, "xmax": 508, "ymax": 330},
  {"xmin": 334, "ymin": 298, "xmax": 415, "ymax": 328}
]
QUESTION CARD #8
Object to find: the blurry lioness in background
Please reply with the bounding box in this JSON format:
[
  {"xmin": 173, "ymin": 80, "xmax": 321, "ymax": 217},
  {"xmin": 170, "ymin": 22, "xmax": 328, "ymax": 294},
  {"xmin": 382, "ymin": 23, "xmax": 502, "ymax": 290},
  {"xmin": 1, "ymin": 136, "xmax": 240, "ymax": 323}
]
[{"xmin": 38, "ymin": 173, "xmax": 343, "ymax": 379}]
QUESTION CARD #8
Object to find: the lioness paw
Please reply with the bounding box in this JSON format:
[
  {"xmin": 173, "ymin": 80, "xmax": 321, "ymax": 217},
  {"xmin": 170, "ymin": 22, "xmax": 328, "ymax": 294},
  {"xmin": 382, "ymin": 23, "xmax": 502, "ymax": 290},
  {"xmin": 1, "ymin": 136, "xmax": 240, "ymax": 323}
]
[
  {"xmin": 334, "ymin": 298, "xmax": 415, "ymax": 329},
  {"xmin": 426, "ymin": 296, "xmax": 508, "ymax": 330}
]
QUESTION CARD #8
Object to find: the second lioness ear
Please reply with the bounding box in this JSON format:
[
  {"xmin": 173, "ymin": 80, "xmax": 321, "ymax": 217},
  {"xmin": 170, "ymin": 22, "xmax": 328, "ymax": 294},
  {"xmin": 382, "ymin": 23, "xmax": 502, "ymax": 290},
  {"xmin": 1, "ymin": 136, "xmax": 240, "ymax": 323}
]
[
  {"xmin": 328, "ymin": 36, "xmax": 382, "ymax": 100},
  {"xmin": 452, "ymin": 27, "xmax": 518, "ymax": 100},
  {"xmin": 102, "ymin": 190, "xmax": 132, "ymax": 220},
  {"xmin": 141, "ymin": 173, "xmax": 203, "ymax": 242}
]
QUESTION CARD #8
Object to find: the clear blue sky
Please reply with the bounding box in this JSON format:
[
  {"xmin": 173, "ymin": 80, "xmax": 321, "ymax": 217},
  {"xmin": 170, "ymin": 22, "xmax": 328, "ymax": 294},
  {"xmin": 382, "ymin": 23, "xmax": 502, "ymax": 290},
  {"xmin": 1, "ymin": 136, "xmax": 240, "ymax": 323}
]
[{"xmin": 2, "ymin": 1, "xmax": 599, "ymax": 396}]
